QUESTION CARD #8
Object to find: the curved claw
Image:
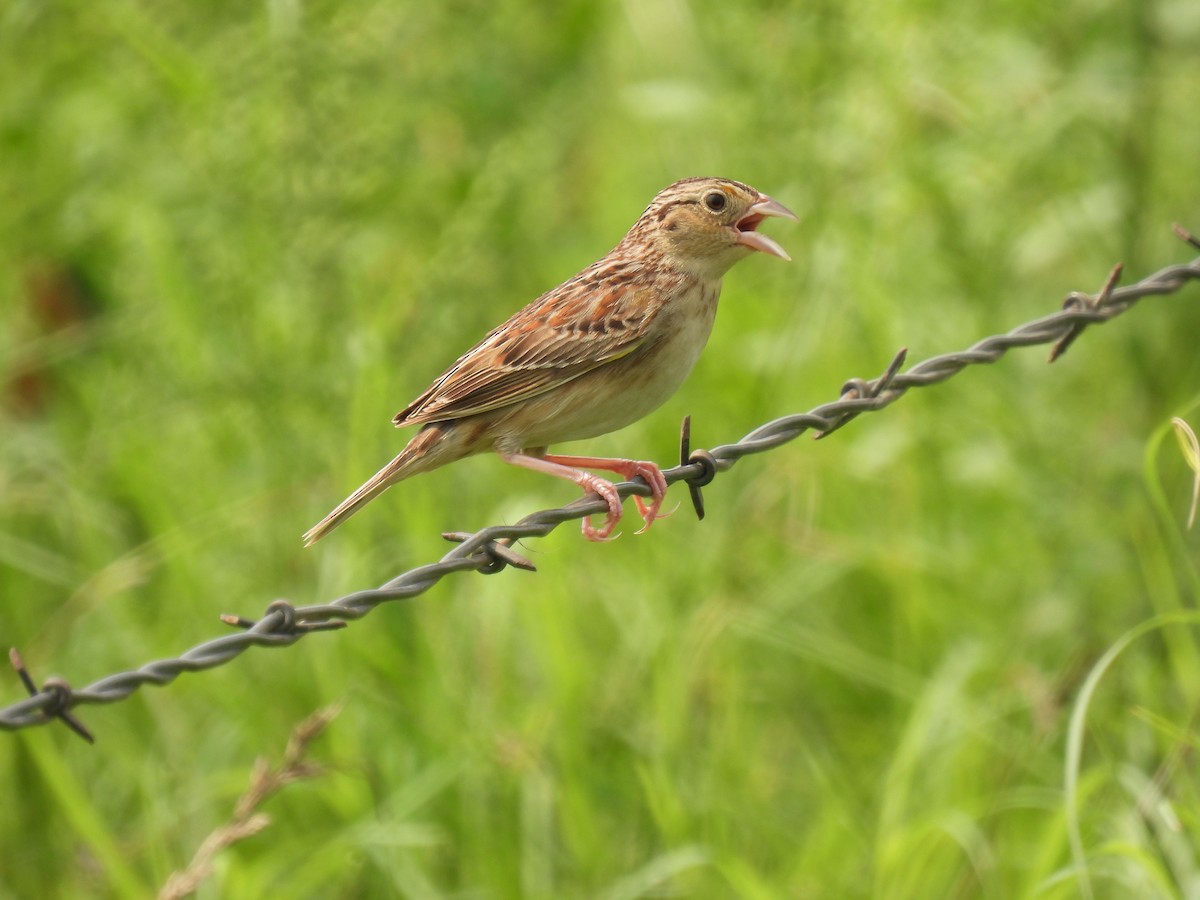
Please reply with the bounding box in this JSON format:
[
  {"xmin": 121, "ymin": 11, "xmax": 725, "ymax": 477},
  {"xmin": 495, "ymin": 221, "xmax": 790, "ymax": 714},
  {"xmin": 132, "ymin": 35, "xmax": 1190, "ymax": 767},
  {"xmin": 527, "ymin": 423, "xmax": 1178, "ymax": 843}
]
[
  {"xmin": 636, "ymin": 499, "xmax": 680, "ymax": 523},
  {"xmin": 581, "ymin": 476, "xmax": 624, "ymax": 542},
  {"xmin": 627, "ymin": 461, "xmax": 669, "ymax": 534},
  {"xmin": 582, "ymin": 520, "xmax": 621, "ymax": 542}
]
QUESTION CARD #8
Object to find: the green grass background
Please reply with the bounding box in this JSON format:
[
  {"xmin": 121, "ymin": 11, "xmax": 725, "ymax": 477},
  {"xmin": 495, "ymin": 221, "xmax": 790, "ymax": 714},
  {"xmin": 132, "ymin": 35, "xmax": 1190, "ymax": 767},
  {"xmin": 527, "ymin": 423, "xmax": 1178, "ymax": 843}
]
[{"xmin": 3, "ymin": 1, "xmax": 1200, "ymax": 897}]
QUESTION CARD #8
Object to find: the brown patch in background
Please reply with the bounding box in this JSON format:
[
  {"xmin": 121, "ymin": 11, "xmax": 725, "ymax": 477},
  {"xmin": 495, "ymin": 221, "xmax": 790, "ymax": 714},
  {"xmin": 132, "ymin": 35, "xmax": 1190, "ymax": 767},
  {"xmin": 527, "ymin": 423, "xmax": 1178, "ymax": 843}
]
[{"xmin": 5, "ymin": 262, "xmax": 102, "ymax": 416}]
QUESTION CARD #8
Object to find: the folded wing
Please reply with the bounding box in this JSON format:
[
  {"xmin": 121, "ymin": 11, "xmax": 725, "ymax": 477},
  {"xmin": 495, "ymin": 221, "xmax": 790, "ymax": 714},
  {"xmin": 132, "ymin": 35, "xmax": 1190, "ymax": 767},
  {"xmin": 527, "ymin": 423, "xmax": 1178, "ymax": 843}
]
[{"xmin": 394, "ymin": 274, "xmax": 665, "ymax": 427}]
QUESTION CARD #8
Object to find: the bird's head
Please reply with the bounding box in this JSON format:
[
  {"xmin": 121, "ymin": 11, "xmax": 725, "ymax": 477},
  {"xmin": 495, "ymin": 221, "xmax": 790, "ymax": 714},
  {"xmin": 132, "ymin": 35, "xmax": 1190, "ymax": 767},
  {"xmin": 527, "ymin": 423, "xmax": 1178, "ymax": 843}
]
[{"xmin": 629, "ymin": 177, "xmax": 798, "ymax": 280}]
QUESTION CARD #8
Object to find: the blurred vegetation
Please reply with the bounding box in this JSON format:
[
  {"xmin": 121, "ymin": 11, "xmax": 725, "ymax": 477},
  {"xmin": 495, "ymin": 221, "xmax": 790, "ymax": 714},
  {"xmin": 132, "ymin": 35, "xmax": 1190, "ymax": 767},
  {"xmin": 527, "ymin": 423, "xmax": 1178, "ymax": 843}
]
[{"xmin": 2, "ymin": 0, "xmax": 1199, "ymax": 897}]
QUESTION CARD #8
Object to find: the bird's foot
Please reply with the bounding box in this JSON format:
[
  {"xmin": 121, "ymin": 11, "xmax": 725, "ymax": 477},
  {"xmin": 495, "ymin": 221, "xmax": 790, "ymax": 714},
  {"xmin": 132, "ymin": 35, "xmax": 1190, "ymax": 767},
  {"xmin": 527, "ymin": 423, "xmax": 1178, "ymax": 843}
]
[
  {"xmin": 542, "ymin": 455, "xmax": 668, "ymax": 537},
  {"xmin": 502, "ymin": 452, "xmax": 669, "ymax": 542},
  {"xmin": 574, "ymin": 473, "xmax": 623, "ymax": 541},
  {"xmin": 619, "ymin": 461, "xmax": 669, "ymax": 534}
]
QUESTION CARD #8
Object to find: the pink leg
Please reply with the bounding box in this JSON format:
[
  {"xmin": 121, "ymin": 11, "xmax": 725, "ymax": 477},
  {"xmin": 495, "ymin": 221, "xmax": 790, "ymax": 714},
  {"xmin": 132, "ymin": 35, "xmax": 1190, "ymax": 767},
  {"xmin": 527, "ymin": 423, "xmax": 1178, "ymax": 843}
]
[
  {"xmin": 503, "ymin": 453, "xmax": 625, "ymax": 541},
  {"xmin": 542, "ymin": 454, "xmax": 669, "ymax": 535}
]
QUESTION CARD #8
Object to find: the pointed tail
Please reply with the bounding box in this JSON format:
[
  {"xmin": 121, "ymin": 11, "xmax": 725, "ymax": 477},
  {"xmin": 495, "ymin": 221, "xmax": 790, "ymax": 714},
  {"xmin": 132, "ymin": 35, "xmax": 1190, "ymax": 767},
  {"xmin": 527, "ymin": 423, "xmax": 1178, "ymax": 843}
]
[{"xmin": 303, "ymin": 423, "xmax": 459, "ymax": 546}]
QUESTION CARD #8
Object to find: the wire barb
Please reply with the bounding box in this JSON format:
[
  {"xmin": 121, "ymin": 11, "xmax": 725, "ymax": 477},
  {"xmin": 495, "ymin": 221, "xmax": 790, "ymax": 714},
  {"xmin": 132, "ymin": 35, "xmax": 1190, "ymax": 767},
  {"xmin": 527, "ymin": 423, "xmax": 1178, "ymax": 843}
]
[
  {"xmin": 1173, "ymin": 224, "xmax": 1200, "ymax": 252},
  {"xmin": 3, "ymin": 235, "xmax": 1198, "ymax": 737},
  {"xmin": 1049, "ymin": 264, "xmax": 1123, "ymax": 363},
  {"xmin": 679, "ymin": 415, "xmax": 717, "ymax": 520},
  {"xmin": 221, "ymin": 600, "xmax": 347, "ymax": 634},
  {"xmin": 816, "ymin": 346, "xmax": 909, "ymax": 439},
  {"xmin": 9, "ymin": 648, "xmax": 94, "ymax": 744},
  {"xmin": 442, "ymin": 532, "xmax": 537, "ymax": 573}
]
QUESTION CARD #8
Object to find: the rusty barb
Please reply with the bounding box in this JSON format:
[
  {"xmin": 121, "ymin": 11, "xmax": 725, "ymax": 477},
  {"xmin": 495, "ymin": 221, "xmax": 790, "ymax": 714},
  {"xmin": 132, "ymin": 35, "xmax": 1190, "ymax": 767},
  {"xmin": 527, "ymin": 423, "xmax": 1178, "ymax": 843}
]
[{"xmin": 5, "ymin": 227, "xmax": 1200, "ymax": 742}]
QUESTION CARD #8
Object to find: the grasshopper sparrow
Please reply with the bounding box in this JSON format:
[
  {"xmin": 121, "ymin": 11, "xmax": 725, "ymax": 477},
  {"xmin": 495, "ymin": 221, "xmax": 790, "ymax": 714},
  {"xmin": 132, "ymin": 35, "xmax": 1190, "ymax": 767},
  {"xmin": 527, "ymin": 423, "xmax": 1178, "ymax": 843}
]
[{"xmin": 304, "ymin": 177, "xmax": 796, "ymax": 545}]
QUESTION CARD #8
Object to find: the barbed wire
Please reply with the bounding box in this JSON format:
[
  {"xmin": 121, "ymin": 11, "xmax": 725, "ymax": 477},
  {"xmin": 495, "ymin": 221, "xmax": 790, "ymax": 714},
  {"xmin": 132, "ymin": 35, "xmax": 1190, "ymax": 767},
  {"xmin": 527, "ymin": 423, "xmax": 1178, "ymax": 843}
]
[{"xmin": 6, "ymin": 228, "xmax": 1200, "ymax": 741}]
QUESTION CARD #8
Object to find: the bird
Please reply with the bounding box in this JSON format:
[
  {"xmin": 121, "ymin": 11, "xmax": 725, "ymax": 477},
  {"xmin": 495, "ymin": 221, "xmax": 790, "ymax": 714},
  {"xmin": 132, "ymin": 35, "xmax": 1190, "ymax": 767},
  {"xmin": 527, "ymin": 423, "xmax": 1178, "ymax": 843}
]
[{"xmin": 303, "ymin": 177, "xmax": 796, "ymax": 546}]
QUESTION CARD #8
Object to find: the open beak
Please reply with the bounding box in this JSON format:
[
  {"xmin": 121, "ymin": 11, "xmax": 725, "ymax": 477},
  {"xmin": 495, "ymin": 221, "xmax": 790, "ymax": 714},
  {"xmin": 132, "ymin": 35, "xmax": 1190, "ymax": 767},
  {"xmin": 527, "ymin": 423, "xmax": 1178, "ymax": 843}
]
[{"xmin": 736, "ymin": 194, "xmax": 799, "ymax": 261}]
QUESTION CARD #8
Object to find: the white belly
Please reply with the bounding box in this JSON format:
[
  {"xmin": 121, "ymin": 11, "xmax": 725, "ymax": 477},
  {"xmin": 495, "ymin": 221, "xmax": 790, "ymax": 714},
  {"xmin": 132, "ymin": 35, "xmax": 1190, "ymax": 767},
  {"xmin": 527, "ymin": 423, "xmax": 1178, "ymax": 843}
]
[{"xmin": 501, "ymin": 281, "xmax": 722, "ymax": 449}]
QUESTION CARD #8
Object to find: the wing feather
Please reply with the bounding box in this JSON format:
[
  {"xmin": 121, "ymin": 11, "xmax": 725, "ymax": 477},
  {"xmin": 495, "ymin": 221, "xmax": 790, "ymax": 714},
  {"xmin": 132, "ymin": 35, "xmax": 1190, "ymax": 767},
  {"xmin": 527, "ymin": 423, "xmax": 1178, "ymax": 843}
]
[{"xmin": 394, "ymin": 269, "xmax": 667, "ymax": 426}]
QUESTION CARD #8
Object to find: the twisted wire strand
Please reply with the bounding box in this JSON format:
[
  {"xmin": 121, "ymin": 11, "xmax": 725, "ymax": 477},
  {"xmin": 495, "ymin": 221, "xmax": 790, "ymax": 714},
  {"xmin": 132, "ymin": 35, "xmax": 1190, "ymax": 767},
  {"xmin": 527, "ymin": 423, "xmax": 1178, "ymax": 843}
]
[{"xmin": 4, "ymin": 249, "xmax": 1199, "ymax": 737}]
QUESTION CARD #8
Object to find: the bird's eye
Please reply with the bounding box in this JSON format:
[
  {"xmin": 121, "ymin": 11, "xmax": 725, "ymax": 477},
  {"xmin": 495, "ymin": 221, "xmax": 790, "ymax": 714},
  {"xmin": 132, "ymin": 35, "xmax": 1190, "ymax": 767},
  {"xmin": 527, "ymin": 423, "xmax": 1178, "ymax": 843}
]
[{"xmin": 704, "ymin": 191, "xmax": 727, "ymax": 212}]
